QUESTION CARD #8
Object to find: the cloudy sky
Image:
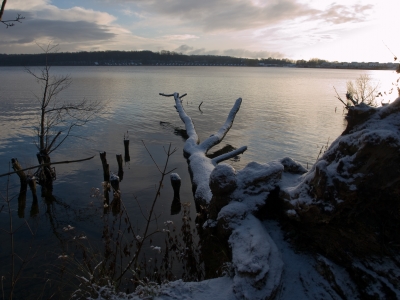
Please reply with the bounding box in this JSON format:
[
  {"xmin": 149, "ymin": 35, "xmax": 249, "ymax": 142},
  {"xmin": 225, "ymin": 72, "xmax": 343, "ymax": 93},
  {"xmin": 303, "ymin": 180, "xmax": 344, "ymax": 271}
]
[{"xmin": 1, "ymin": 0, "xmax": 398, "ymax": 62}]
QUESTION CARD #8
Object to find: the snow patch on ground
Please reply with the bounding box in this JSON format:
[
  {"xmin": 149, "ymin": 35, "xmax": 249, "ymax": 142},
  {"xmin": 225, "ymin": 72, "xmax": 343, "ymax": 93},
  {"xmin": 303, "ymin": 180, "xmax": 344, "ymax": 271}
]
[{"xmin": 230, "ymin": 215, "xmax": 283, "ymax": 300}]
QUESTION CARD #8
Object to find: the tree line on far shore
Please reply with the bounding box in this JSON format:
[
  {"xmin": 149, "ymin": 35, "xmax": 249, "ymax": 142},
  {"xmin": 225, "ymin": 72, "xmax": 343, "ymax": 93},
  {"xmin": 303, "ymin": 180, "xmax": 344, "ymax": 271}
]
[{"xmin": 0, "ymin": 50, "xmax": 294, "ymax": 66}]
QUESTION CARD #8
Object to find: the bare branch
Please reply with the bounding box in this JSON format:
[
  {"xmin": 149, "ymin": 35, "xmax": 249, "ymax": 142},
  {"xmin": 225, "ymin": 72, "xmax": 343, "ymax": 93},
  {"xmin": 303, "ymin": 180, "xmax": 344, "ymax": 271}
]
[
  {"xmin": 159, "ymin": 93, "xmax": 175, "ymax": 97},
  {"xmin": 0, "ymin": 156, "xmax": 95, "ymax": 178},
  {"xmin": 25, "ymin": 45, "xmax": 102, "ymax": 155},
  {"xmin": 333, "ymin": 86, "xmax": 349, "ymax": 109},
  {"xmin": 0, "ymin": 0, "xmax": 6, "ymax": 21},
  {"xmin": 211, "ymin": 146, "xmax": 247, "ymax": 165},
  {"xmin": 198, "ymin": 101, "xmax": 203, "ymax": 113},
  {"xmin": 0, "ymin": 1, "xmax": 24, "ymax": 28},
  {"xmin": 141, "ymin": 140, "xmax": 162, "ymax": 174},
  {"xmin": 199, "ymin": 97, "xmax": 242, "ymax": 152},
  {"xmin": 164, "ymin": 92, "xmax": 199, "ymax": 154},
  {"xmin": 162, "ymin": 92, "xmax": 246, "ymax": 206}
]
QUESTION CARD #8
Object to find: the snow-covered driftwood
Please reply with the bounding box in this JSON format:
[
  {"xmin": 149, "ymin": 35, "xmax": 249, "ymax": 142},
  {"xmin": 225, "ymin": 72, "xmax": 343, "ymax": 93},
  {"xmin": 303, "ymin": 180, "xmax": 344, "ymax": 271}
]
[{"xmin": 160, "ymin": 92, "xmax": 247, "ymax": 207}]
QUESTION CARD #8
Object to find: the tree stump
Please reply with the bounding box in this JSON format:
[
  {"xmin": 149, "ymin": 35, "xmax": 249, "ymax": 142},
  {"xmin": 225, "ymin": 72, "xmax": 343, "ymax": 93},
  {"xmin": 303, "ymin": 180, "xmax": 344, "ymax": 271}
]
[
  {"xmin": 116, "ymin": 154, "xmax": 124, "ymax": 181},
  {"xmin": 100, "ymin": 152, "xmax": 110, "ymax": 182}
]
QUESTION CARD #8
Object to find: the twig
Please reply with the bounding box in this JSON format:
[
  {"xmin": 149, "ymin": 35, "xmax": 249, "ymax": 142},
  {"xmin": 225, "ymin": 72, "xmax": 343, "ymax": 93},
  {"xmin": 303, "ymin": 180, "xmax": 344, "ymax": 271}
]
[
  {"xmin": 333, "ymin": 86, "xmax": 349, "ymax": 109},
  {"xmin": 0, "ymin": 155, "xmax": 95, "ymax": 178},
  {"xmin": 115, "ymin": 143, "xmax": 175, "ymax": 282},
  {"xmin": 141, "ymin": 140, "xmax": 162, "ymax": 174}
]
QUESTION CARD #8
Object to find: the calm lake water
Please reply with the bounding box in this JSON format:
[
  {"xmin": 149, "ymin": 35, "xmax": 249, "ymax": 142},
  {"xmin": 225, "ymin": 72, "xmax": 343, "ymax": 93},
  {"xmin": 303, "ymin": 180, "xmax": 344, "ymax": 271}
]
[{"xmin": 0, "ymin": 66, "xmax": 397, "ymax": 298}]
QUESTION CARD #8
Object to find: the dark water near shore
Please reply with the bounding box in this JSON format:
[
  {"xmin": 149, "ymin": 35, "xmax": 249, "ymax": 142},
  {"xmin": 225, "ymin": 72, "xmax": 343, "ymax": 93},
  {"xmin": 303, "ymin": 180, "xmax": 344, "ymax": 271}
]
[{"xmin": 0, "ymin": 66, "xmax": 396, "ymax": 298}]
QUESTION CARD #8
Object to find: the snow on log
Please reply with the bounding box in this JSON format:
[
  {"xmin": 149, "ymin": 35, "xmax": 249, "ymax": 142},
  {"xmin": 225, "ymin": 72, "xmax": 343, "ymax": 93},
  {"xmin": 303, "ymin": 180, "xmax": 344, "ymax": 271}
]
[
  {"xmin": 230, "ymin": 214, "xmax": 283, "ymax": 300},
  {"xmin": 160, "ymin": 92, "xmax": 247, "ymax": 206}
]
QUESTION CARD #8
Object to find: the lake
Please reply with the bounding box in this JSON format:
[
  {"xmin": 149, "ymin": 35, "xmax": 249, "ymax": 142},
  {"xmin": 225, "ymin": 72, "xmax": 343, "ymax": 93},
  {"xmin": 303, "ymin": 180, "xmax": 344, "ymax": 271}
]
[{"xmin": 0, "ymin": 66, "xmax": 397, "ymax": 298}]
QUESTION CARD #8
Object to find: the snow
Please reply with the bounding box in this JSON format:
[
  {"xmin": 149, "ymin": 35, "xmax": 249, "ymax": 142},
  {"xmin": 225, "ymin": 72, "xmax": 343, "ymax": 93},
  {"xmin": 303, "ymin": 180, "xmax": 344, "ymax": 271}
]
[
  {"xmin": 89, "ymin": 97, "xmax": 400, "ymax": 299},
  {"xmin": 170, "ymin": 173, "xmax": 181, "ymax": 181},
  {"xmin": 89, "ymin": 220, "xmax": 372, "ymax": 300},
  {"xmin": 281, "ymin": 96, "xmax": 400, "ymax": 209},
  {"xmin": 167, "ymin": 93, "xmax": 247, "ymax": 205},
  {"xmin": 230, "ymin": 215, "xmax": 283, "ymax": 300},
  {"xmin": 265, "ymin": 220, "xmax": 360, "ymax": 299}
]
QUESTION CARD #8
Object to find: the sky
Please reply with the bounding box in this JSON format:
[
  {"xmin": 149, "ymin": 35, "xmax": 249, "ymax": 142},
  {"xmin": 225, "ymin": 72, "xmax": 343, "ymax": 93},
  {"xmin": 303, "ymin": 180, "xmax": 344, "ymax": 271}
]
[{"xmin": 1, "ymin": 0, "xmax": 399, "ymax": 62}]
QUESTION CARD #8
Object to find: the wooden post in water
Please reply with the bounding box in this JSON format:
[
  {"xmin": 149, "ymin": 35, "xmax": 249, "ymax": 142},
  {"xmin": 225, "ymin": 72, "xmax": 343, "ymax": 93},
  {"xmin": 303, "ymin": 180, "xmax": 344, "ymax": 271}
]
[
  {"xmin": 30, "ymin": 195, "xmax": 39, "ymax": 217},
  {"xmin": 170, "ymin": 173, "xmax": 181, "ymax": 215},
  {"xmin": 17, "ymin": 191, "xmax": 26, "ymax": 218},
  {"xmin": 12, "ymin": 158, "xmax": 27, "ymax": 191},
  {"xmin": 27, "ymin": 175, "xmax": 37, "ymax": 197},
  {"xmin": 100, "ymin": 152, "xmax": 110, "ymax": 182},
  {"xmin": 110, "ymin": 172, "xmax": 120, "ymax": 195},
  {"xmin": 27, "ymin": 175, "xmax": 39, "ymax": 216},
  {"xmin": 124, "ymin": 136, "xmax": 131, "ymax": 162},
  {"xmin": 116, "ymin": 154, "xmax": 124, "ymax": 181},
  {"xmin": 12, "ymin": 158, "xmax": 27, "ymax": 218},
  {"xmin": 170, "ymin": 173, "xmax": 181, "ymax": 200},
  {"xmin": 103, "ymin": 184, "xmax": 110, "ymax": 214}
]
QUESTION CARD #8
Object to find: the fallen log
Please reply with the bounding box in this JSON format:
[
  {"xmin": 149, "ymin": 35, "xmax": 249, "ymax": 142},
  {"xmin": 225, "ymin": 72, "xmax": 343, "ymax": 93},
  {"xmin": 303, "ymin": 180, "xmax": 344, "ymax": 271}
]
[{"xmin": 160, "ymin": 92, "xmax": 247, "ymax": 208}]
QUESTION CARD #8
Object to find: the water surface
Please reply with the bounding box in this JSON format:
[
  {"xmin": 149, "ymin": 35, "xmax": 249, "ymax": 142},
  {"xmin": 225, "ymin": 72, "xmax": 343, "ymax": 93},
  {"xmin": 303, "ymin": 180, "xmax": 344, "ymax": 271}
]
[{"xmin": 0, "ymin": 66, "xmax": 396, "ymax": 298}]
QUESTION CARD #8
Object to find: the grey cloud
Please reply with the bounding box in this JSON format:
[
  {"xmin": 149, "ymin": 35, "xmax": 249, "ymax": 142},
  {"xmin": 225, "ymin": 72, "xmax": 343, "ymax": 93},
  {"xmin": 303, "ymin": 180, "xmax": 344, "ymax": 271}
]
[
  {"xmin": 0, "ymin": 11, "xmax": 115, "ymax": 51},
  {"xmin": 222, "ymin": 48, "xmax": 284, "ymax": 59},
  {"xmin": 174, "ymin": 44, "xmax": 194, "ymax": 52},
  {"xmin": 113, "ymin": 0, "xmax": 373, "ymax": 32},
  {"xmin": 132, "ymin": 0, "xmax": 316, "ymax": 31},
  {"xmin": 319, "ymin": 4, "xmax": 374, "ymax": 24},
  {"xmin": 174, "ymin": 44, "xmax": 284, "ymax": 58}
]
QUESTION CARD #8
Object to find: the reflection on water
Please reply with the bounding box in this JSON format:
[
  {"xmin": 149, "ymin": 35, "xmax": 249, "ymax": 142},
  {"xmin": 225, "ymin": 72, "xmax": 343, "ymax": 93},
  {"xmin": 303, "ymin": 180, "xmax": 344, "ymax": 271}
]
[{"xmin": 0, "ymin": 66, "xmax": 398, "ymax": 297}]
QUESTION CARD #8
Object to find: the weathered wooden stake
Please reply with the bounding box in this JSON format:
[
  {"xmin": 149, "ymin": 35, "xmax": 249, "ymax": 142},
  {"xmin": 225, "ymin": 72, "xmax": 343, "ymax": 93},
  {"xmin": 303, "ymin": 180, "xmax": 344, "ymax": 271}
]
[
  {"xmin": 18, "ymin": 191, "xmax": 26, "ymax": 218},
  {"xmin": 116, "ymin": 154, "xmax": 124, "ymax": 181},
  {"xmin": 12, "ymin": 158, "xmax": 27, "ymax": 191},
  {"xmin": 124, "ymin": 139, "xmax": 130, "ymax": 162},
  {"xmin": 170, "ymin": 173, "xmax": 181, "ymax": 200},
  {"xmin": 27, "ymin": 175, "xmax": 37, "ymax": 197},
  {"xmin": 100, "ymin": 152, "xmax": 110, "ymax": 182},
  {"xmin": 30, "ymin": 194, "xmax": 39, "ymax": 217},
  {"xmin": 111, "ymin": 197, "xmax": 121, "ymax": 216},
  {"xmin": 110, "ymin": 172, "xmax": 120, "ymax": 195},
  {"xmin": 171, "ymin": 198, "xmax": 181, "ymax": 215},
  {"xmin": 36, "ymin": 151, "xmax": 56, "ymax": 186},
  {"xmin": 170, "ymin": 173, "xmax": 181, "ymax": 215},
  {"xmin": 103, "ymin": 187, "xmax": 110, "ymax": 214}
]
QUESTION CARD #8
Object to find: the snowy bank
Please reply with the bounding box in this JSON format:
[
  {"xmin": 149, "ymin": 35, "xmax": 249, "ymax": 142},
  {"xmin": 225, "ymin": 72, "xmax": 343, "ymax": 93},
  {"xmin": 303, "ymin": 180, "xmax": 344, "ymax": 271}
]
[{"xmin": 87, "ymin": 95, "xmax": 400, "ymax": 299}]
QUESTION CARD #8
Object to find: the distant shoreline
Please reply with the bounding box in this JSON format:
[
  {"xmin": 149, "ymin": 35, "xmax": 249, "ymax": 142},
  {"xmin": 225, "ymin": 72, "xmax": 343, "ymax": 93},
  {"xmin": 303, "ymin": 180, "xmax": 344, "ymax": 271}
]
[
  {"xmin": 0, "ymin": 64, "xmax": 396, "ymax": 71},
  {"xmin": 1, "ymin": 50, "xmax": 397, "ymax": 71}
]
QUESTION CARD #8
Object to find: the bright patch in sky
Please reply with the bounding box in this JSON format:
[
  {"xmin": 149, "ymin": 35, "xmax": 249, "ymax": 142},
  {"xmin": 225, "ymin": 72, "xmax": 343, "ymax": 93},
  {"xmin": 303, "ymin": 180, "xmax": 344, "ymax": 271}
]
[{"xmin": 1, "ymin": 0, "xmax": 398, "ymax": 62}]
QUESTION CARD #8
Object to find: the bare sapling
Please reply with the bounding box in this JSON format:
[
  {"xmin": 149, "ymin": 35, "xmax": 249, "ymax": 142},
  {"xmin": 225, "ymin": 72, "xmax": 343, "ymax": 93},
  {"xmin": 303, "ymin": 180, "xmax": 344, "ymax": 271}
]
[
  {"xmin": 25, "ymin": 43, "xmax": 101, "ymax": 188},
  {"xmin": 334, "ymin": 74, "xmax": 380, "ymax": 108}
]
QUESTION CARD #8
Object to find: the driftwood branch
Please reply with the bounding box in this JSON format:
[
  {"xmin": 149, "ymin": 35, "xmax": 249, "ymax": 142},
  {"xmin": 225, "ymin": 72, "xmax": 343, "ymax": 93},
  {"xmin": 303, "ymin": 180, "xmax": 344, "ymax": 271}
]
[
  {"xmin": 161, "ymin": 92, "xmax": 247, "ymax": 207},
  {"xmin": 200, "ymin": 97, "xmax": 243, "ymax": 152},
  {"xmin": 0, "ymin": 155, "xmax": 95, "ymax": 178},
  {"xmin": 161, "ymin": 92, "xmax": 199, "ymax": 156},
  {"xmin": 212, "ymin": 146, "xmax": 247, "ymax": 165}
]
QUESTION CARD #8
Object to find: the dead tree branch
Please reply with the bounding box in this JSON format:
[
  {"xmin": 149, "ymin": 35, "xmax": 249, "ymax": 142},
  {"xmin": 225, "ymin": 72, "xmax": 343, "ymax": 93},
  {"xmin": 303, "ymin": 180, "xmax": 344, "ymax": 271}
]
[
  {"xmin": 0, "ymin": 156, "xmax": 95, "ymax": 178},
  {"xmin": 0, "ymin": 0, "xmax": 24, "ymax": 28},
  {"xmin": 160, "ymin": 92, "xmax": 247, "ymax": 207}
]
